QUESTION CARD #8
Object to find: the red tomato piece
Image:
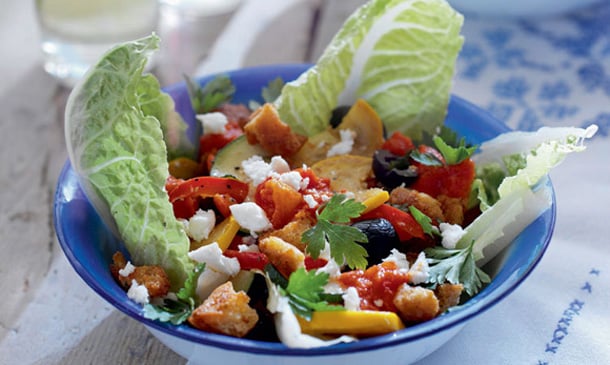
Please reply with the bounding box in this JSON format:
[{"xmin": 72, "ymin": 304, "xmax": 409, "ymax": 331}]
[
  {"xmin": 255, "ymin": 178, "xmax": 304, "ymax": 229},
  {"xmin": 359, "ymin": 204, "xmax": 425, "ymax": 242},
  {"xmin": 381, "ymin": 131, "xmax": 415, "ymax": 156},
  {"xmin": 223, "ymin": 250, "xmax": 269, "ymax": 271},
  {"xmin": 304, "ymin": 256, "xmax": 328, "ymax": 270},
  {"xmin": 411, "ymin": 158, "xmax": 475, "ymax": 200},
  {"xmin": 168, "ymin": 176, "xmax": 249, "ymax": 204}
]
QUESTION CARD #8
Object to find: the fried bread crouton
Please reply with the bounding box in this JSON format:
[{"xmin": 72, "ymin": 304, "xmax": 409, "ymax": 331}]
[
  {"xmin": 435, "ymin": 283, "xmax": 464, "ymax": 314},
  {"xmin": 188, "ymin": 281, "xmax": 259, "ymax": 338},
  {"xmin": 244, "ymin": 103, "xmax": 307, "ymax": 156},
  {"xmin": 110, "ymin": 252, "xmax": 170, "ymax": 298},
  {"xmin": 393, "ymin": 284, "xmax": 439, "ymax": 323},
  {"xmin": 390, "ymin": 187, "xmax": 444, "ymax": 223},
  {"xmin": 437, "ymin": 195, "xmax": 465, "ymax": 225},
  {"xmin": 259, "ymin": 210, "xmax": 315, "ymax": 251},
  {"xmin": 259, "ymin": 236, "xmax": 305, "ymax": 278}
]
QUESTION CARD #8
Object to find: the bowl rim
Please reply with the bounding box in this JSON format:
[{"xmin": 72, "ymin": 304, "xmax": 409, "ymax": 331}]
[{"xmin": 54, "ymin": 63, "xmax": 556, "ymax": 357}]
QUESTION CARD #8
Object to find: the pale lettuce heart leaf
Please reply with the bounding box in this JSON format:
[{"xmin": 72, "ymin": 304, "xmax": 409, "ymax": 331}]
[
  {"xmin": 275, "ymin": 0, "xmax": 464, "ymax": 140},
  {"xmin": 65, "ymin": 34, "xmax": 192, "ymax": 288},
  {"xmin": 458, "ymin": 124, "xmax": 598, "ymax": 265}
]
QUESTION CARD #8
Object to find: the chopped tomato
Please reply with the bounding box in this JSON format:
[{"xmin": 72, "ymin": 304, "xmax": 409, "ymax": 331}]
[
  {"xmin": 198, "ymin": 121, "xmax": 243, "ymax": 167},
  {"xmin": 168, "ymin": 176, "xmax": 249, "ymax": 203},
  {"xmin": 359, "ymin": 204, "xmax": 425, "ymax": 242},
  {"xmin": 255, "ymin": 178, "xmax": 304, "ymax": 229},
  {"xmin": 304, "ymin": 256, "xmax": 328, "ymax": 270},
  {"xmin": 381, "ymin": 131, "xmax": 415, "ymax": 156},
  {"xmin": 223, "ymin": 250, "xmax": 269, "ymax": 271},
  {"xmin": 337, "ymin": 261, "xmax": 411, "ymax": 312},
  {"xmin": 411, "ymin": 158, "xmax": 475, "ymax": 199}
]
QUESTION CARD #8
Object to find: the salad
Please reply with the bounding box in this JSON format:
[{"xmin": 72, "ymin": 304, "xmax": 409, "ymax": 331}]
[{"xmin": 64, "ymin": 0, "xmax": 597, "ymax": 348}]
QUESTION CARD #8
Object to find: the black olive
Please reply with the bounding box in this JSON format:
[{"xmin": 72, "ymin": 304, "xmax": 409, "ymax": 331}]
[
  {"xmin": 351, "ymin": 218, "xmax": 400, "ymax": 266},
  {"xmin": 245, "ymin": 273, "xmax": 279, "ymax": 342},
  {"xmin": 329, "ymin": 105, "xmax": 352, "ymax": 128},
  {"xmin": 372, "ymin": 149, "xmax": 418, "ymax": 189}
]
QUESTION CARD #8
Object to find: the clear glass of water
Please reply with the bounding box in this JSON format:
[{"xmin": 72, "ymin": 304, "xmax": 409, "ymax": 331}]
[{"xmin": 35, "ymin": 0, "xmax": 159, "ymax": 87}]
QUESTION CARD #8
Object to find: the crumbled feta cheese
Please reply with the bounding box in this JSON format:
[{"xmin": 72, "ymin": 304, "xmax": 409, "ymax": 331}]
[
  {"xmin": 185, "ymin": 209, "xmax": 216, "ymax": 241},
  {"xmin": 269, "ymin": 156, "xmax": 290, "ymax": 174},
  {"xmin": 382, "ymin": 249, "xmax": 410, "ymax": 270},
  {"xmin": 326, "ymin": 129, "xmax": 355, "ymax": 157},
  {"xmin": 230, "ymin": 202, "xmax": 272, "ymax": 233},
  {"xmin": 342, "ymin": 287, "xmax": 361, "ymax": 311},
  {"xmin": 127, "ymin": 279, "xmax": 149, "ymax": 305},
  {"xmin": 188, "ymin": 242, "xmax": 240, "ymax": 275},
  {"xmin": 316, "ymin": 257, "xmax": 341, "ymax": 279},
  {"xmin": 439, "ymin": 222, "xmax": 466, "ymax": 249},
  {"xmin": 196, "ymin": 112, "xmax": 228, "ymax": 135},
  {"xmin": 238, "ymin": 243, "xmax": 260, "ymax": 253},
  {"xmin": 119, "ymin": 261, "xmax": 136, "ymax": 277},
  {"xmin": 279, "ymin": 171, "xmax": 304, "ymax": 191},
  {"xmin": 408, "ymin": 252, "xmax": 430, "ymax": 285},
  {"xmin": 242, "ymin": 155, "xmax": 273, "ymax": 186},
  {"xmin": 303, "ymin": 194, "xmax": 318, "ymax": 209},
  {"xmin": 374, "ymin": 299, "xmax": 384, "ymax": 308},
  {"xmin": 241, "ymin": 155, "xmax": 292, "ymax": 186}
]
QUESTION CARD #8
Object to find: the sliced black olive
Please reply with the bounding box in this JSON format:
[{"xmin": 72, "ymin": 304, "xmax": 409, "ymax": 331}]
[
  {"xmin": 329, "ymin": 105, "xmax": 352, "ymax": 128},
  {"xmin": 351, "ymin": 218, "xmax": 400, "ymax": 266},
  {"xmin": 372, "ymin": 149, "xmax": 418, "ymax": 189},
  {"xmin": 245, "ymin": 273, "xmax": 279, "ymax": 342}
]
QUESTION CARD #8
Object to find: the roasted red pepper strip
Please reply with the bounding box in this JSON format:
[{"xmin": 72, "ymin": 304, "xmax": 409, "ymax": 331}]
[
  {"xmin": 359, "ymin": 204, "xmax": 425, "ymax": 242},
  {"xmin": 168, "ymin": 176, "xmax": 249, "ymax": 203},
  {"xmin": 223, "ymin": 250, "xmax": 269, "ymax": 271}
]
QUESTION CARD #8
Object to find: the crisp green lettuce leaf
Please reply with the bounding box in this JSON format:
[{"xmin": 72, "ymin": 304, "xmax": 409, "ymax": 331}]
[
  {"xmin": 458, "ymin": 125, "xmax": 598, "ymax": 265},
  {"xmin": 137, "ymin": 74, "xmax": 195, "ymax": 160},
  {"xmin": 274, "ymin": 0, "xmax": 463, "ymax": 139},
  {"xmin": 65, "ymin": 34, "xmax": 192, "ymax": 288}
]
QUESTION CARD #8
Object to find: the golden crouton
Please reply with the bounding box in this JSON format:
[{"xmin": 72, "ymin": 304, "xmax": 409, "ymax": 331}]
[
  {"xmin": 393, "ymin": 284, "xmax": 439, "ymax": 323},
  {"xmin": 258, "ymin": 236, "xmax": 305, "ymax": 278},
  {"xmin": 244, "ymin": 103, "xmax": 307, "ymax": 156},
  {"xmin": 188, "ymin": 281, "xmax": 259, "ymax": 338},
  {"xmin": 390, "ymin": 187, "xmax": 444, "ymax": 223},
  {"xmin": 435, "ymin": 283, "xmax": 464, "ymax": 314},
  {"xmin": 437, "ymin": 195, "xmax": 465, "ymax": 225},
  {"xmin": 259, "ymin": 210, "xmax": 315, "ymax": 251},
  {"xmin": 110, "ymin": 252, "xmax": 170, "ymax": 298}
]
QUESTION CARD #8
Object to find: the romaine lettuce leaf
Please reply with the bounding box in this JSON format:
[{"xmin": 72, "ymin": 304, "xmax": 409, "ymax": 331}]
[
  {"xmin": 65, "ymin": 34, "xmax": 192, "ymax": 288},
  {"xmin": 458, "ymin": 125, "xmax": 598, "ymax": 265},
  {"xmin": 274, "ymin": 0, "xmax": 463, "ymax": 140}
]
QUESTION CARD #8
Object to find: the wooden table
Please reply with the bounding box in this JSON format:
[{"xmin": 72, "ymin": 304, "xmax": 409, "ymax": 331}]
[{"xmin": 0, "ymin": 1, "xmax": 365, "ymax": 363}]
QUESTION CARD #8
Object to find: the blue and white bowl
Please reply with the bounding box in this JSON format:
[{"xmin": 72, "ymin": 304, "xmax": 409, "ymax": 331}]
[{"xmin": 54, "ymin": 64, "xmax": 556, "ymax": 365}]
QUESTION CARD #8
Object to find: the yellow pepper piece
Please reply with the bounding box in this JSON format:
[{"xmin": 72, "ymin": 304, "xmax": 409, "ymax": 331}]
[
  {"xmin": 357, "ymin": 188, "xmax": 390, "ymax": 214},
  {"xmin": 190, "ymin": 215, "xmax": 240, "ymax": 251},
  {"xmin": 297, "ymin": 310, "xmax": 404, "ymax": 337}
]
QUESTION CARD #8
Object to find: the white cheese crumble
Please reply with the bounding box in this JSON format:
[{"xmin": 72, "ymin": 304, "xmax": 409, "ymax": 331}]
[
  {"xmin": 127, "ymin": 279, "xmax": 149, "ymax": 305},
  {"xmin": 382, "ymin": 249, "xmax": 410, "ymax": 270},
  {"xmin": 303, "ymin": 194, "xmax": 318, "ymax": 209},
  {"xmin": 374, "ymin": 299, "xmax": 384, "ymax": 308},
  {"xmin": 184, "ymin": 209, "xmax": 216, "ymax": 241},
  {"xmin": 342, "ymin": 287, "xmax": 361, "ymax": 311},
  {"xmin": 230, "ymin": 202, "xmax": 272, "ymax": 233},
  {"xmin": 188, "ymin": 242, "xmax": 241, "ymax": 300},
  {"xmin": 326, "ymin": 129, "xmax": 355, "ymax": 157},
  {"xmin": 118, "ymin": 261, "xmax": 135, "ymax": 277},
  {"xmin": 439, "ymin": 222, "xmax": 466, "ymax": 249},
  {"xmin": 408, "ymin": 252, "xmax": 430, "ymax": 285},
  {"xmin": 241, "ymin": 155, "xmax": 292, "ymax": 187},
  {"xmin": 279, "ymin": 171, "xmax": 305, "ymax": 191},
  {"xmin": 197, "ymin": 112, "xmax": 228, "ymax": 135}
]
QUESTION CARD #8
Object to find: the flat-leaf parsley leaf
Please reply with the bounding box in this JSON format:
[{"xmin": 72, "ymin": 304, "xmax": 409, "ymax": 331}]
[
  {"xmin": 302, "ymin": 194, "xmax": 368, "ymax": 269},
  {"xmin": 425, "ymin": 241, "xmax": 490, "ymax": 296}
]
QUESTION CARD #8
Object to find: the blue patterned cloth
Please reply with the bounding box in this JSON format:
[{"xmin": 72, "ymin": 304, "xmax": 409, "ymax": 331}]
[
  {"xmin": 454, "ymin": 1, "xmax": 610, "ymax": 138},
  {"xmin": 419, "ymin": 3, "xmax": 610, "ymax": 364}
]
